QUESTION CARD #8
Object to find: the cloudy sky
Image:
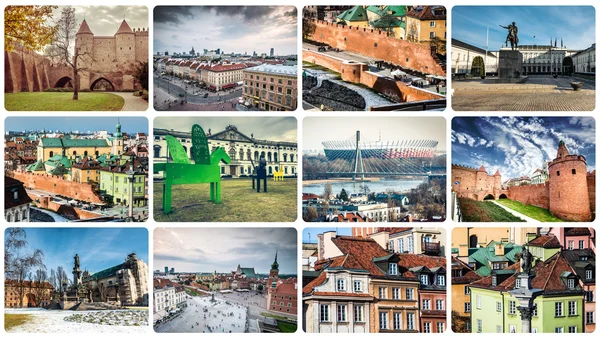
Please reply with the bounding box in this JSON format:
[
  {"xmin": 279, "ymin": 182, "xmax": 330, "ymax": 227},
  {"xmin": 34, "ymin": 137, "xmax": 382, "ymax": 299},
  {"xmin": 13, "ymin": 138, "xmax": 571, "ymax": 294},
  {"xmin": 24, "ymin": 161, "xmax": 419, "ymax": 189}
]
[
  {"xmin": 302, "ymin": 228, "xmax": 352, "ymax": 243},
  {"xmin": 154, "ymin": 228, "xmax": 297, "ymax": 274},
  {"xmin": 154, "ymin": 117, "xmax": 297, "ymax": 142},
  {"xmin": 452, "ymin": 117, "xmax": 596, "ymax": 180},
  {"xmin": 52, "ymin": 6, "xmax": 148, "ymax": 36},
  {"xmin": 303, "ymin": 117, "xmax": 446, "ymax": 151},
  {"xmin": 6, "ymin": 228, "xmax": 148, "ymax": 276},
  {"xmin": 153, "ymin": 6, "xmax": 297, "ymax": 55},
  {"xmin": 453, "ymin": 6, "xmax": 595, "ymax": 50},
  {"xmin": 5, "ymin": 117, "xmax": 148, "ymax": 134}
]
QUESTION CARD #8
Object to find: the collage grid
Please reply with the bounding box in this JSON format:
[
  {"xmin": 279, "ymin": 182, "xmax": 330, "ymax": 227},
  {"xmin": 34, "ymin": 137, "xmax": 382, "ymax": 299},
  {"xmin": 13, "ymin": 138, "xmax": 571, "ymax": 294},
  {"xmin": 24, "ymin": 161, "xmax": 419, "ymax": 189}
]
[{"xmin": 1, "ymin": 1, "xmax": 598, "ymax": 335}]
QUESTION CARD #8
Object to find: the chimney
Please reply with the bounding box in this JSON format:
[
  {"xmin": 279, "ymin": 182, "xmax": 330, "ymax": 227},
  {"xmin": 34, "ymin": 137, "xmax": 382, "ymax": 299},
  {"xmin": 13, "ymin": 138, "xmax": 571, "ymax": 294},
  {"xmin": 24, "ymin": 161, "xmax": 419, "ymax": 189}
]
[{"xmin": 495, "ymin": 243, "xmax": 504, "ymax": 256}]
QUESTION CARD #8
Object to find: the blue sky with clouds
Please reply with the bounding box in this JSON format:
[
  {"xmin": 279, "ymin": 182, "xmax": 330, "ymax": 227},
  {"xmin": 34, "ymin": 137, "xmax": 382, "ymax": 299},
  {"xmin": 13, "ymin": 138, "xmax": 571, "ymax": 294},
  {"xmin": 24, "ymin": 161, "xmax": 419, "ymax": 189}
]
[
  {"xmin": 453, "ymin": 6, "xmax": 595, "ymax": 50},
  {"xmin": 452, "ymin": 117, "xmax": 596, "ymax": 180},
  {"xmin": 6, "ymin": 228, "xmax": 148, "ymax": 275}
]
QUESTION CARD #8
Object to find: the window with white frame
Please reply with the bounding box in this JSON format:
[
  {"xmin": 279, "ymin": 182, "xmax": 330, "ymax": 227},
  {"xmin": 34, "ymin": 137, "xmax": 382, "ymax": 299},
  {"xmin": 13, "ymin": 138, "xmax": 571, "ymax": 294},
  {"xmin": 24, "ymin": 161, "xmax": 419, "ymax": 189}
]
[
  {"xmin": 422, "ymin": 299, "xmax": 431, "ymax": 310},
  {"xmin": 424, "ymin": 322, "xmax": 432, "ymax": 333},
  {"xmin": 407, "ymin": 313, "xmax": 415, "ymax": 330},
  {"xmin": 509, "ymin": 300, "xmax": 516, "ymax": 315},
  {"xmin": 337, "ymin": 278, "xmax": 346, "ymax": 291},
  {"xmin": 476, "ymin": 295, "xmax": 482, "ymax": 309},
  {"xmin": 497, "ymin": 301, "xmax": 502, "ymax": 312},
  {"xmin": 354, "ymin": 280, "xmax": 363, "ymax": 292},
  {"xmin": 389, "ymin": 263, "xmax": 398, "ymax": 275},
  {"xmin": 568, "ymin": 278, "xmax": 575, "ymax": 289},
  {"xmin": 408, "ymin": 236, "xmax": 414, "ymax": 252},
  {"xmin": 392, "ymin": 287, "xmax": 400, "ymax": 299},
  {"xmin": 379, "ymin": 287, "xmax": 387, "ymax": 299},
  {"xmin": 337, "ymin": 304, "xmax": 347, "ymax": 322},
  {"xmin": 586, "ymin": 311, "xmax": 594, "ymax": 324},
  {"xmin": 555, "ymin": 327, "xmax": 564, "ymax": 333},
  {"xmin": 568, "ymin": 301, "xmax": 577, "ymax": 316},
  {"xmin": 568, "ymin": 326, "xmax": 577, "ymax": 333},
  {"xmin": 477, "ymin": 319, "xmax": 482, "ymax": 333},
  {"xmin": 399, "ymin": 238, "xmax": 404, "ymax": 252},
  {"xmin": 354, "ymin": 305, "xmax": 364, "ymax": 322},
  {"xmin": 464, "ymin": 302, "xmax": 471, "ymax": 313},
  {"xmin": 568, "ymin": 240, "xmax": 574, "ymax": 250},
  {"xmin": 555, "ymin": 302, "xmax": 564, "ymax": 317},
  {"xmin": 496, "ymin": 325, "xmax": 502, "ymax": 333},
  {"xmin": 464, "ymin": 286, "xmax": 470, "ymax": 295},
  {"xmin": 421, "ymin": 274, "xmax": 429, "ymax": 285},
  {"xmin": 515, "ymin": 278, "xmax": 521, "ymax": 288},
  {"xmin": 393, "ymin": 312, "xmax": 402, "ymax": 330},
  {"xmin": 437, "ymin": 322, "xmax": 444, "ymax": 333},
  {"xmin": 430, "ymin": 21, "xmax": 435, "ymax": 27},
  {"xmin": 436, "ymin": 299, "xmax": 444, "ymax": 310},
  {"xmin": 579, "ymin": 240, "xmax": 585, "ymax": 249},
  {"xmin": 320, "ymin": 304, "xmax": 330, "ymax": 322},
  {"xmin": 379, "ymin": 312, "xmax": 388, "ymax": 330},
  {"xmin": 586, "ymin": 269, "xmax": 593, "ymax": 280},
  {"xmin": 437, "ymin": 275, "xmax": 445, "ymax": 286},
  {"xmin": 406, "ymin": 288, "xmax": 414, "ymax": 300}
]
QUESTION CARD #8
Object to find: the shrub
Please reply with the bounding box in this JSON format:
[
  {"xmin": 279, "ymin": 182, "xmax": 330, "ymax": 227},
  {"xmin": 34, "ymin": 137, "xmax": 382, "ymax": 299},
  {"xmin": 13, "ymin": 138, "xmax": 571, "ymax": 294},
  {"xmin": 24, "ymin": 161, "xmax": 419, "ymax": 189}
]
[{"xmin": 471, "ymin": 56, "xmax": 485, "ymax": 78}]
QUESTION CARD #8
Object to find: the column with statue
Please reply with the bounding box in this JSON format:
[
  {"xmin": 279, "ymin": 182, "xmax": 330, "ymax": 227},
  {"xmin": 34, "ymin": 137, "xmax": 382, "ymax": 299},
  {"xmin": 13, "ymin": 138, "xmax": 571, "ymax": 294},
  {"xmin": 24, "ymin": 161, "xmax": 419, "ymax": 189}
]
[{"xmin": 509, "ymin": 246, "xmax": 542, "ymax": 333}]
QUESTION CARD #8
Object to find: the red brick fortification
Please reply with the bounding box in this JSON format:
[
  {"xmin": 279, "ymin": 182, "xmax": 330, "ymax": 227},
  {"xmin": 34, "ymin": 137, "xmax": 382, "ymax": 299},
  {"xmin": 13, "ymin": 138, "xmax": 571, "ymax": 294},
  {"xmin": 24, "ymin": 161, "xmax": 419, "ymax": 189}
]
[
  {"xmin": 507, "ymin": 184, "xmax": 550, "ymax": 209},
  {"xmin": 547, "ymin": 141, "xmax": 591, "ymax": 221},
  {"xmin": 10, "ymin": 171, "xmax": 103, "ymax": 204},
  {"xmin": 587, "ymin": 171, "xmax": 596, "ymax": 217},
  {"xmin": 303, "ymin": 49, "xmax": 443, "ymax": 104},
  {"xmin": 307, "ymin": 19, "xmax": 445, "ymax": 76},
  {"xmin": 451, "ymin": 164, "xmax": 505, "ymax": 201},
  {"xmin": 35, "ymin": 195, "xmax": 103, "ymax": 220}
]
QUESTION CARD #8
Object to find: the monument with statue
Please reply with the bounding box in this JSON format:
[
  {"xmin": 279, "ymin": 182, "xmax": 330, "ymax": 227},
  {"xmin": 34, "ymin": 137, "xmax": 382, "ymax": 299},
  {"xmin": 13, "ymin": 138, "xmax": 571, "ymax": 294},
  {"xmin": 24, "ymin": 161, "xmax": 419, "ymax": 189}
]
[{"xmin": 498, "ymin": 21, "xmax": 527, "ymax": 83}]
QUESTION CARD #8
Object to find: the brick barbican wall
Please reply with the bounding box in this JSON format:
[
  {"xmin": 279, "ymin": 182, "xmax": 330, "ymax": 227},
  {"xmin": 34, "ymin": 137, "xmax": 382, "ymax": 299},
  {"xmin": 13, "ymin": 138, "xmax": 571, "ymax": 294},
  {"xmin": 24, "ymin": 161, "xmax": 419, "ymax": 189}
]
[
  {"xmin": 588, "ymin": 173, "xmax": 596, "ymax": 215},
  {"xmin": 33, "ymin": 196, "xmax": 101, "ymax": 220},
  {"xmin": 507, "ymin": 183, "xmax": 550, "ymax": 209},
  {"xmin": 10, "ymin": 171, "xmax": 103, "ymax": 203},
  {"xmin": 303, "ymin": 50, "xmax": 442, "ymax": 104},
  {"xmin": 307, "ymin": 20, "xmax": 445, "ymax": 76}
]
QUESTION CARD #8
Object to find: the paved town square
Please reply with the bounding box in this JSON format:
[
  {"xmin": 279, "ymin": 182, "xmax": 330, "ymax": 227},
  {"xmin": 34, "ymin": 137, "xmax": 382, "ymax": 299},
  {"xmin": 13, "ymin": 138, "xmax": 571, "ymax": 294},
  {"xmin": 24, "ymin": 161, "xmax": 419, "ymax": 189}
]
[{"xmin": 452, "ymin": 75, "xmax": 595, "ymax": 111}]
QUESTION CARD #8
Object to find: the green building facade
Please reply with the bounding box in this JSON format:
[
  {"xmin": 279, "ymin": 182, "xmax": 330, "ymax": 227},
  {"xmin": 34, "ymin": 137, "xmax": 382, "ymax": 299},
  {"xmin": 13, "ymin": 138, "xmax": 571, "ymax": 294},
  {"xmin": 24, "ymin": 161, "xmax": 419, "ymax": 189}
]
[{"xmin": 99, "ymin": 170, "xmax": 147, "ymax": 207}]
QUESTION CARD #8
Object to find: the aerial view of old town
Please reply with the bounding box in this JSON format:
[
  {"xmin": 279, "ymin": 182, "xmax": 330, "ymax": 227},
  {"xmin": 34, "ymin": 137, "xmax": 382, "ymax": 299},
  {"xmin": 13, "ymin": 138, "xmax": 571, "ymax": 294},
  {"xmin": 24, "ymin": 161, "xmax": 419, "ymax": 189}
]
[
  {"xmin": 153, "ymin": 6, "xmax": 298, "ymax": 111},
  {"xmin": 303, "ymin": 117, "xmax": 446, "ymax": 222},
  {"xmin": 153, "ymin": 227, "xmax": 298, "ymax": 333},
  {"xmin": 302, "ymin": 5, "xmax": 446, "ymax": 111},
  {"xmin": 451, "ymin": 117, "xmax": 595, "ymax": 222},
  {"xmin": 451, "ymin": 6, "xmax": 595, "ymax": 111},
  {"xmin": 4, "ymin": 117, "xmax": 150, "ymax": 222},
  {"xmin": 4, "ymin": 227, "xmax": 149, "ymax": 333},
  {"xmin": 153, "ymin": 117, "xmax": 297, "ymax": 222},
  {"xmin": 302, "ymin": 227, "xmax": 447, "ymax": 333},
  {"xmin": 451, "ymin": 227, "xmax": 596, "ymax": 333},
  {"xmin": 4, "ymin": 5, "xmax": 149, "ymax": 111}
]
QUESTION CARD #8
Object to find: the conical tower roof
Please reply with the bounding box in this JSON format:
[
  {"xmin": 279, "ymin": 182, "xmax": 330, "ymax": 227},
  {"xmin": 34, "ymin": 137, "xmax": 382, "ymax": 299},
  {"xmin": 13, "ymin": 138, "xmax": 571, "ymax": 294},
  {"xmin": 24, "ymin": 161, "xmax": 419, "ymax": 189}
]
[
  {"xmin": 556, "ymin": 140, "xmax": 570, "ymax": 159},
  {"xmin": 494, "ymin": 169, "xmax": 501, "ymax": 176},
  {"xmin": 76, "ymin": 19, "xmax": 94, "ymax": 35},
  {"xmin": 115, "ymin": 20, "xmax": 134, "ymax": 35},
  {"xmin": 477, "ymin": 165, "xmax": 487, "ymax": 173}
]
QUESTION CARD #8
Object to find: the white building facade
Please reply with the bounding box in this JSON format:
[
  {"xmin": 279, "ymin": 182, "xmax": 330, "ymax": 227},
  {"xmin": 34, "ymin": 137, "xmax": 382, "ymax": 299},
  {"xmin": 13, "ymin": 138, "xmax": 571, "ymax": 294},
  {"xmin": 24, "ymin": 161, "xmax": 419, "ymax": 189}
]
[{"xmin": 451, "ymin": 38, "xmax": 498, "ymax": 74}]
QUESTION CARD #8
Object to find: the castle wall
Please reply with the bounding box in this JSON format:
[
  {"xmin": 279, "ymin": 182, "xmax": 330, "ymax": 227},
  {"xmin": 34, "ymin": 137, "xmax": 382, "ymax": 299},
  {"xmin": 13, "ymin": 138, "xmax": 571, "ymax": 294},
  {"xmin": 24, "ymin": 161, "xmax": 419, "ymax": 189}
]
[
  {"xmin": 548, "ymin": 156, "xmax": 591, "ymax": 221},
  {"xmin": 10, "ymin": 171, "xmax": 103, "ymax": 203},
  {"xmin": 587, "ymin": 173, "xmax": 595, "ymax": 216},
  {"xmin": 507, "ymin": 183, "xmax": 550, "ymax": 209},
  {"xmin": 307, "ymin": 19, "xmax": 445, "ymax": 76},
  {"xmin": 4, "ymin": 47, "xmax": 60, "ymax": 93},
  {"xmin": 36, "ymin": 197, "xmax": 102, "ymax": 220}
]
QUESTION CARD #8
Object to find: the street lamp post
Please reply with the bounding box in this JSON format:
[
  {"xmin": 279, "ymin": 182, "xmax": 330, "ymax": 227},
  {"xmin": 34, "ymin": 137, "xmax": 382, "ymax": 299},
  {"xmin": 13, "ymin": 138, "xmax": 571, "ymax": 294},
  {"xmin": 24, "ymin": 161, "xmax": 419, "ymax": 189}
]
[{"xmin": 125, "ymin": 155, "xmax": 137, "ymax": 221}]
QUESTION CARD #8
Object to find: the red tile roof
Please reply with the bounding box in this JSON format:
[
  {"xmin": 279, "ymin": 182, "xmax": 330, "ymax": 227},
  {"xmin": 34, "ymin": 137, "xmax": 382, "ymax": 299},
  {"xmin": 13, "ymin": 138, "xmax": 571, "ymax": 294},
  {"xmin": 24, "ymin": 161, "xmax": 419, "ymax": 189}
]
[
  {"xmin": 312, "ymin": 292, "xmax": 373, "ymax": 297},
  {"xmin": 208, "ymin": 64, "xmax": 248, "ymax": 72},
  {"xmin": 407, "ymin": 6, "xmax": 446, "ymax": 20},
  {"xmin": 5, "ymin": 176, "xmax": 33, "ymax": 208},
  {"xmin": 451, "ymin": 257, "xmax": 482, "ymax": 284},
  {"xmin": 528, "ymin": 235, "xmax": 562, "ymax": 248},
  {"xmin": 564, "ymin": 228, "xmax": 591, "ymax": 236}
]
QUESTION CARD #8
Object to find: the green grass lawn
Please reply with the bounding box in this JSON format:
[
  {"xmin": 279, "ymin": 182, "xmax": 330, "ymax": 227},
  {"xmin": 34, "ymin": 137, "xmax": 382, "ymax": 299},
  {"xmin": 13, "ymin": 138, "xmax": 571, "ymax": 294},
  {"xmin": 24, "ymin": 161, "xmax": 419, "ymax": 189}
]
[
  {"xmin": 495, "ymin": 199, "xmax": 563, "ymax": 222},
  {"xmin": 185, "ymin": 287, "xmax": 202, "ymax": 296},
  {"xmin": 154, "ymin": 178, "xmax": 297, "ymax": 222},
  {"xmin": 5, "ymin": 314, "xmax": 32, "ymax": 331},
  {"xmin": 5, "ymin": 92, "xmax": 124, "ymax": 111},
  {"xmin": 277, "ymin": 321, "xmax": 297, "ymax": 333},
  {"xmin": 459, "ymin": 198, "xmax": 525, "ymax": 222}
]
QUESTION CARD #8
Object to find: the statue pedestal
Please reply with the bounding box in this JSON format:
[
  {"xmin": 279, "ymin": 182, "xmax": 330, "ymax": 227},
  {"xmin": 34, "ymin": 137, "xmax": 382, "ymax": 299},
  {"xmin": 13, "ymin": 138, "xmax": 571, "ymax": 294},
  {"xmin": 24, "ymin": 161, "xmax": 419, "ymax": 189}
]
[{"xmin": 498, "ymin": 50, "xmax": 527, "ymax": 83}]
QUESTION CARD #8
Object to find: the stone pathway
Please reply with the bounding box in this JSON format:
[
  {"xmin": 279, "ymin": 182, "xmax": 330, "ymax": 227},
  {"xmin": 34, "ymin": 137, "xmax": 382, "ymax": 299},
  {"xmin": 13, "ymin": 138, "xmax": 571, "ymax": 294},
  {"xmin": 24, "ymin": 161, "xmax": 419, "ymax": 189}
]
[
  {"xmin": 110, "ymin": 92, "xmax": 148, "ymax": 111},
  {"xmin": 491, "ymin": 201, "xmax": 536, "ymax": 222}
]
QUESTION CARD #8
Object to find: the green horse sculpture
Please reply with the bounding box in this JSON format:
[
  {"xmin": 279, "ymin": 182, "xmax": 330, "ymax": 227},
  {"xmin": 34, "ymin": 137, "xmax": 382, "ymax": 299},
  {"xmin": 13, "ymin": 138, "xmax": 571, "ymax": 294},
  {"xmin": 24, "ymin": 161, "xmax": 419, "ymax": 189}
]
[{"xmin": 154, "ymin": 124, "xmax": 231, "ymax": 214}]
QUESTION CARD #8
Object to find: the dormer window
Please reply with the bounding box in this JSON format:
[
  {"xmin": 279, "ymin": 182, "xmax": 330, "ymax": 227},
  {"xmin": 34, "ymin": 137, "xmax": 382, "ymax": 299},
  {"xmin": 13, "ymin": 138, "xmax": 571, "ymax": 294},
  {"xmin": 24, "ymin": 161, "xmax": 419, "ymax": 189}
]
[
  {"xmin": 437, "ymin": 275, "xmax": 445, "ymax": 286},
  {"xmin": 389, "ymin": 263, "xmax": 398, "ymax": 275},
  {"xmin": 586, "ymin": 270, "xmax": 593, "ymax": 280},
  {"xmin": 492, "ymin": 275, "xmax": 497, "ymax": 286},
  {"xmin": 515, "ymin": 278, "xmax": 521, "ymax": 288},
  {"xmin": 13, "ymin": 191, "xmax": 18, "ymax": 200},
  {"xmin": 420, "ymin": 274, "xmax": 428, "ymax": 285},
  {"xmin": 337, "ymin": 279, "xmax": 346, "ymax": 291},
  {"xmin": 567, "ymin": 278, "xmax": 575, "ymax": 289}
]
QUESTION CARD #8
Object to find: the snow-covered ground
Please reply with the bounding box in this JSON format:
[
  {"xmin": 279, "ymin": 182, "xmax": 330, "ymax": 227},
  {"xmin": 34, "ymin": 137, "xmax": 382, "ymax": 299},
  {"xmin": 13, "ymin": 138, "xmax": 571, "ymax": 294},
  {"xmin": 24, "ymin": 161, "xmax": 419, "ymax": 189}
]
[
  {"xmin": 155, "ymin": 296, "xmax": 247, "ymax": 333},
  {"xmin": 5, "ymin": 308, "xmax": 148, "ymax": 333}
]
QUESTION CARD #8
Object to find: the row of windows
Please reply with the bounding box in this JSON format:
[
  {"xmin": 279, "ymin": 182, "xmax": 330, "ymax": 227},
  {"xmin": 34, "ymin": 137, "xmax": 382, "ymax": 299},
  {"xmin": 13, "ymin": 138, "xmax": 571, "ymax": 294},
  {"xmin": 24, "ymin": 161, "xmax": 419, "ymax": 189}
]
[
  {"xmin": 378, "ymin": 286, "xmax": 415, "ymax": 300},
  {"xmin": 246, "ymin": 74, "xmax": 294, "ymax": 86}
]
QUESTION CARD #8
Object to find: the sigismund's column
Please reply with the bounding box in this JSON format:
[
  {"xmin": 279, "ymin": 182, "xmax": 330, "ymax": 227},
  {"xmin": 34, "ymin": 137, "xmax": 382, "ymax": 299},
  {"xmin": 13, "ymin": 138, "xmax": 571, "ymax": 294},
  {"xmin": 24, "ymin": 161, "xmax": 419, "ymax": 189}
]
[{"xmin": 509, "ymin": 246, "xmax": 542, "ymax": 333}]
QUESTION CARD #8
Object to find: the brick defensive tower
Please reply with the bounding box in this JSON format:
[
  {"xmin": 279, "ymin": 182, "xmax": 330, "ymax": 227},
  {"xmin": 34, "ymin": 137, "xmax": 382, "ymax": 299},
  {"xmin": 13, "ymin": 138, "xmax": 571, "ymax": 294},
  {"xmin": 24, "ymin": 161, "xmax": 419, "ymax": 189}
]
[{"xmin": 548, "ymin": 140, "xmax": 591, "ymax": 221}]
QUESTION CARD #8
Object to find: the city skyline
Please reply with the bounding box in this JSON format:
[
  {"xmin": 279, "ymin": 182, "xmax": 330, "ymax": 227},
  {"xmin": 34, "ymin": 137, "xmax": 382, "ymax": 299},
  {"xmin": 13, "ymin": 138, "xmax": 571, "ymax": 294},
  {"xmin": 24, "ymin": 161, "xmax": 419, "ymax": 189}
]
[
  {"xmin": 6, "ymin": 227, "xmax": 149, "ymax": 275},
  {"xmin": 303, "ymin": 117, "xmax": 446, "ymax": 151},
  {"xmin": 453, "ymin": 6, "xmax": 595, "ymax": 50},
  {"xmin": 154, "ymin": 117, "xmax": 297, "ymax": 142},
  {"xmin": 154, "ymin": 6, "xmax": 297, "ymax": 56},
  {"xmin": 154, "ymin": 228, "xmax": 297, "ymax": 274},
  {"xmin": 302, "ymin": 228, "xmax": 351, "ymax": 243},
  {"xmin": 5, "ymin": 117, "xmax": 149, "ymax": 134},
  {"xmin": 452, "ymin": 117, "xmax": 596, "ymax": 179}
]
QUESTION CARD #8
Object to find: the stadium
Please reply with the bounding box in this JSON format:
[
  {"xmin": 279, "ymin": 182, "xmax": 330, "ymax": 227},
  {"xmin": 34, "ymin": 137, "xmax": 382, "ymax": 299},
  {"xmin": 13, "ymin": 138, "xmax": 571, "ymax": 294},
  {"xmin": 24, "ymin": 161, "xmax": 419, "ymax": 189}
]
[{"xmin": 322, "ymin": 139, "xmax": 439, "ymax": 160}]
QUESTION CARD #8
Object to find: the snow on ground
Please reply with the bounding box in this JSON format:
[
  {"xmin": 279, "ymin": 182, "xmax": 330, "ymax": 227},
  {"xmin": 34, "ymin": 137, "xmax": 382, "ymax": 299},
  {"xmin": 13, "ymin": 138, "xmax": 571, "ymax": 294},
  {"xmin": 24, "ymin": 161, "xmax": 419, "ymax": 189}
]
[
  {"xmin": 155, "ymin": 296, "xmax": 247, "ymax": 333},
  {"xmin": 5, "ymin": 308, "xmax": 148, "ymax": 333}
]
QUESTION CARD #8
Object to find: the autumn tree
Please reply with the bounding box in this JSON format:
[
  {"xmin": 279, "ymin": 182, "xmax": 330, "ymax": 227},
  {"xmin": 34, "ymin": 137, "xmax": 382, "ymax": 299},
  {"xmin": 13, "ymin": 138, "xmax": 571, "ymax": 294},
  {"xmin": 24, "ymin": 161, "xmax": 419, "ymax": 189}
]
[
  {"xmin": 303, "ymin": 206, "xmax": 318, "ymax": 222},
  {"xmin": 134, "ymin": 61, "xmax": 149, "ymax": 90},
  {"xmin": 46, "ymin": 6, "xmax": 91, "ymax": 100},
  {"xmin": 4, "ymin": 5, "xmax": 57, "ymax": 52},
  {"xmin": 323, "ymin": 182, "xmax": 333, "ymax": 200},
  {"xmin": 302, "ymin": 17, "xmax": 317, "ymax": 41},
  {"xmin": 407, "ymin": 21, "xmax": 419, "ymax": 42}
]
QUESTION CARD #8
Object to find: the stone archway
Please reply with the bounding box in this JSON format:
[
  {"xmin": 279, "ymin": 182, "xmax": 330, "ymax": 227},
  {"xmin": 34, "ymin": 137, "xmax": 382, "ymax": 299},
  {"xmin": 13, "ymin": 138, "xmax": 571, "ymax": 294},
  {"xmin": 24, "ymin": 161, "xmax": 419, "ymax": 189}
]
[
  {"xmin": 54, "ymin": 76, "xmax": 73, "ymax": 88},
  {"xmin": 483, "ymin": 194, "xmax": 495, "ymax": 200},
  {"xmin": 24, "ymin": 293, "xmax": 37, "ymax": 307},
  {"xmin": 499, "ymin": 194, "xmax": 508, "ymax": 199},
  {"xmin": 562, "ymin": 56, "xmax": 573, "ymax": 75},
  {"xmin": 90, "ymin": 77, "xmax": 115, "ymax": 91}
]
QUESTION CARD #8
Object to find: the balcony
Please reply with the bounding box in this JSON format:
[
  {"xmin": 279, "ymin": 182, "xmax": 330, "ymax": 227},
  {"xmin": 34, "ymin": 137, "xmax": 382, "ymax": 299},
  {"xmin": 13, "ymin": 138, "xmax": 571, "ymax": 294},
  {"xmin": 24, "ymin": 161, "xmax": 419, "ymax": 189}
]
[{"xmin": 422, "ymin": 241, "xmax": 440, "ymax": 255}]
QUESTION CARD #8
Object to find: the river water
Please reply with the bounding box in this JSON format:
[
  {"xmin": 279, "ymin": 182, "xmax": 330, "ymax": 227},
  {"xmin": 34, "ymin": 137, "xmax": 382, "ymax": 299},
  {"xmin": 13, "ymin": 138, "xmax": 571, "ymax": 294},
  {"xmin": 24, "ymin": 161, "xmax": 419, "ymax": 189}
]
[{"xmin": 303, "ymin": 178, "xmax": 425, "ymax": 195}]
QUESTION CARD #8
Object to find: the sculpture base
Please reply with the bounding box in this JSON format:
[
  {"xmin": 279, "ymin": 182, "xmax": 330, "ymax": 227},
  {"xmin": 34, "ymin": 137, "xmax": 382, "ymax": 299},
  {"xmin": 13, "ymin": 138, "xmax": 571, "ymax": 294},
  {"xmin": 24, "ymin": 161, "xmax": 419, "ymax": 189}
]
[{"xmin": 499, "ymin": 50, "xmax": 523, "ymax": 80}]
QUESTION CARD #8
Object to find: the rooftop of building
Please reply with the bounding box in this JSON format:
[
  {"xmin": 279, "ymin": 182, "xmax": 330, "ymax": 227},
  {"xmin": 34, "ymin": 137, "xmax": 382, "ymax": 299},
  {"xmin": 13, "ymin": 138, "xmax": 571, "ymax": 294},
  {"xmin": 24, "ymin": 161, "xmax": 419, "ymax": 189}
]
[{"xmin": 244, "ymin": 64, "xmax": 298, "ymax": 76}]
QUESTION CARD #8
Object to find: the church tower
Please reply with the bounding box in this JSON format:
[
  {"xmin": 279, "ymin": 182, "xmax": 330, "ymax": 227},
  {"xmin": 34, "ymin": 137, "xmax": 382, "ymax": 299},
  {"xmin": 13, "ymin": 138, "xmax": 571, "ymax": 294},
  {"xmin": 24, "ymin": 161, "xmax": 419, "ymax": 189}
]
[
  {"xmin": 112, "ymin": 118, "xmax": 124, "ymax": 155},
  {"xmin": 268, "ymin": 250, "xmax": 279, "ymax": 290}
]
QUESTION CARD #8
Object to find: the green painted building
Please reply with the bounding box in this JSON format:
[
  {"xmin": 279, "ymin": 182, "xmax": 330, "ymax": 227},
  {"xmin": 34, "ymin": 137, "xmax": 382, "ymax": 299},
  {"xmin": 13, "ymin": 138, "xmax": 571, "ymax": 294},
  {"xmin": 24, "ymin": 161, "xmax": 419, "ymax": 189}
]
[
  {"xmin": 99, "ymin": 165, "xmax": 147, "ymax": 207},
  {"xmin": 470, "ymin": 251, "xmax": 584, "ymax": 333},
  {"xmin": 468, "ymin": 241, "xmax": 523, "ymax": 277}
]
